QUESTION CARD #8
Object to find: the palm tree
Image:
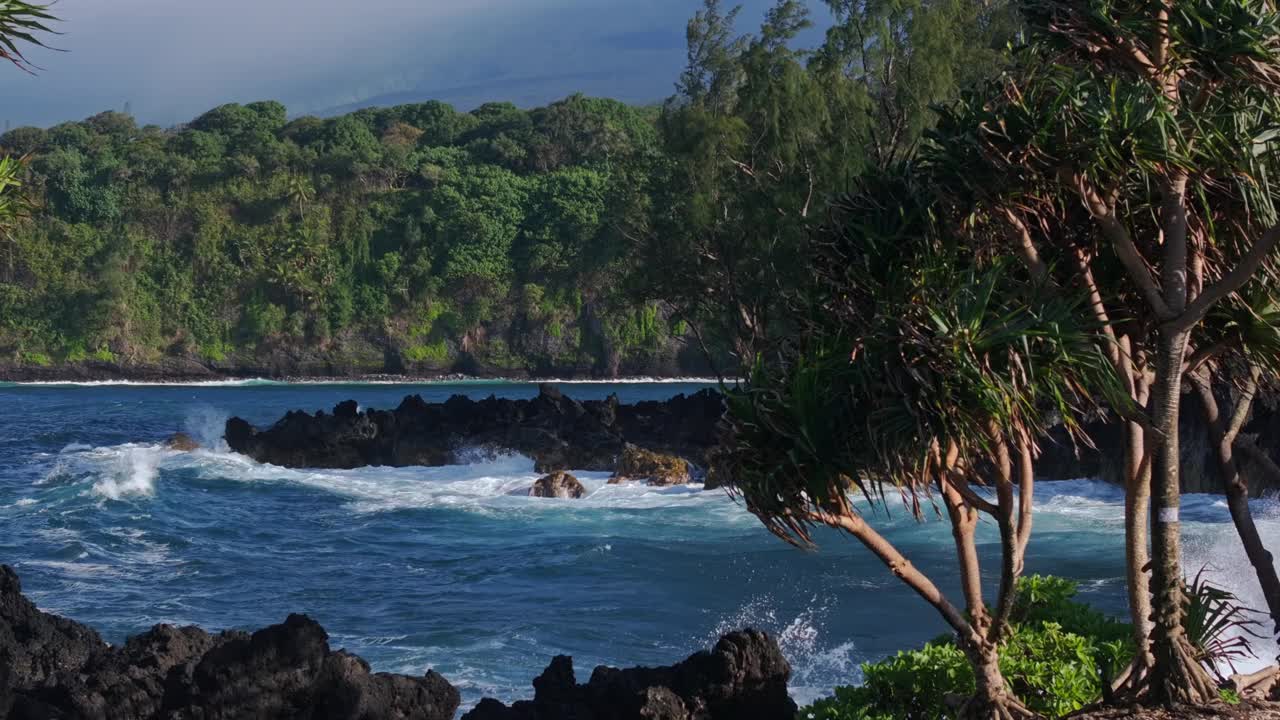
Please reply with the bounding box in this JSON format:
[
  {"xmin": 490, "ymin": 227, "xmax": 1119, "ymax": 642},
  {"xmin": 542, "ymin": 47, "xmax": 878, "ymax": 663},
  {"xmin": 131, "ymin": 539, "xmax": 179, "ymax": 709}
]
[
  {"xmin": 923, "ymin": 0, "xmax": 1280, "ymax": 704},
  {"xmin": 719, "ymin": 168, "xmax": 1118, "ymax": 720},
  {"xmin": 285, "ymin": 173, "xmax": 314, "ymax": 219},
  {"xmin": 0, "ymin": 0, "xmax": 56, "ymax": 73},
  {"xmin": 0, "ymin": 1, "xmax": 57, "ymax": 241}
]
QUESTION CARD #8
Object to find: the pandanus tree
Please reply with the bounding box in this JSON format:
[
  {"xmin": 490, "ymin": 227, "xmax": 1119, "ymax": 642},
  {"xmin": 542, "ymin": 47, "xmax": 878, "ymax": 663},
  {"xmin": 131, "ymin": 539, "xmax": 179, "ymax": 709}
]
[
  {"xmin": 0, "ymin": 1, "xmax": 56, "ymax": 235},
  {"xmin": 718, "ymin": 169, "xmax": 1119, "ymax": 719},
  {"xmin": 923, "ymin": 0, "xmax": 1280, "ymax": 704},
  {"xmin": 0, "ymin": 0, "xmax": 54, "ymax": 72}
]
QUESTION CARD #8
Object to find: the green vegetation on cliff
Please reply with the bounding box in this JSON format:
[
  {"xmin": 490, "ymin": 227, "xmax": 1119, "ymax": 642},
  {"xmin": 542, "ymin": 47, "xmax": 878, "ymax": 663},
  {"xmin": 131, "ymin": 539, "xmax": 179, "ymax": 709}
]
[
  {"xmin": 0, "ymin": 95, "xmax": 695, "ymax": 375},
  {"xmin": 0, "ymin": 0, "xmax": 1019, "ymax": 378}
]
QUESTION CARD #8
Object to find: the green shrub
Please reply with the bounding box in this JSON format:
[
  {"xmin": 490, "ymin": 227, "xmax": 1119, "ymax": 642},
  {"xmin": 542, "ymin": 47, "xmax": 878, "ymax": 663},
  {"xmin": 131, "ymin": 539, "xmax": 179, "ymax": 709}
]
[
  {"xmin": 403, "ymin": 340, "xmax": 450, "ymax": 364},
  {"xmin": 20, "ymin": 351, "xmax": 52, "ymax": 367},
  {"xmin": 799, "ymin": 576, "xmax": 1135, "ymax": 720},
  {"xmin": 200, "ymin": 341, "xmax": 231, "ymax": 362}
]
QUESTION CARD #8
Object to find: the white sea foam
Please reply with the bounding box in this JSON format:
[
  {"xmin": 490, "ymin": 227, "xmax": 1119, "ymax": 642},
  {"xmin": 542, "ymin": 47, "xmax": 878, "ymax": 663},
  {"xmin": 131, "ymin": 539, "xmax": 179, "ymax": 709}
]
[
  {"xmin": 166, "ymin": 448, "xmax": 734, "ymax": 517},
  {"xmin": 90, "ymin": 445, "xmax": 162, "ymax": 500},
  {"xmin": 182, "ymin": 406, "xmax": 232, "ymax": 452},
  {"xmin": 31, "ymin": 432, "xmax": 1280, "ymax": 682},
  {"xmin": 23, "ymin": 560, "xmax": 123, "ymax": 578},
  {"xmin": 5, "ymin": 378, "xmax": 284, "ymax": 387},
  {"xmin": 709, "ymin": 594, "xmax": 861, "ymax": 707},
  {"xmin": 1, "ymin": 376, "xmax": 726, "ymax": 388}
]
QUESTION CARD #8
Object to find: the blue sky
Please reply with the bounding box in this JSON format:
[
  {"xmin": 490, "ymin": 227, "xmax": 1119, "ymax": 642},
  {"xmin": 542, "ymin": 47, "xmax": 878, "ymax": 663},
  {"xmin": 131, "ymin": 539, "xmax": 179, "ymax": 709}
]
[{"xmin": 0, "ymin": 0, "xmax": 825, "ymax": 129}]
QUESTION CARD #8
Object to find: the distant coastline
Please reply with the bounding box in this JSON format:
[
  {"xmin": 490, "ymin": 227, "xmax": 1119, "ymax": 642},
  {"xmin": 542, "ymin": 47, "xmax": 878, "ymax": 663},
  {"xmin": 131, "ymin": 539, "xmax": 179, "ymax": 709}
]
[{"xmin": 0, "ymin": 358, "xmax": 726, "ymax": 385}]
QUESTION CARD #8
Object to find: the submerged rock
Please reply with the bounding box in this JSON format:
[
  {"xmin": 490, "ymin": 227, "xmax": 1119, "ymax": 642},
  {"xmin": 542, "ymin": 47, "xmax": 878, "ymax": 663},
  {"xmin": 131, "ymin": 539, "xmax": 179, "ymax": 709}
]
[
  {"xmin": 224, "ymin": 385, "xmax": 724, "ymax": 479},
  {"xmin": 164, "ymin": 432, "xmax": 200, "ymax": 451},
  {"xmin": 0, "ymin": 565, "xmax": 461, "ymax": 720},
  {"xmin": 608, "ymin": 444, "xmax": 691, "ymax": 487},
  {"xmin": 529, "ymin": 471, "xmax": 586, "ymax": 499},
  {"xmin": 460, "ymin": 629, "xmax": 796, "ymax": 720}
]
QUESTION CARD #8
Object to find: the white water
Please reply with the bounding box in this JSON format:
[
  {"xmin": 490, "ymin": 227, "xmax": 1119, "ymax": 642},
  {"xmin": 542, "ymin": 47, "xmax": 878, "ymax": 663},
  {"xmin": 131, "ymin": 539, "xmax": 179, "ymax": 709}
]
[
  {"xmin": 1, "ymin": 376, "xmax": 729, "ymax": 388},
  {"xmin": 19, "ymin": 439, "xmax": 1280, "ymax": 695}
]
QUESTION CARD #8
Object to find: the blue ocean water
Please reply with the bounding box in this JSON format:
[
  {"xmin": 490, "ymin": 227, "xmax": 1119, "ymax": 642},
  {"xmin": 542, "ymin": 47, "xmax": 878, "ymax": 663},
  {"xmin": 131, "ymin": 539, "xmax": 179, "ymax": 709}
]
[{"xmin": 0, "ymin": 380, "xmax": 1276, "ymax": 711}]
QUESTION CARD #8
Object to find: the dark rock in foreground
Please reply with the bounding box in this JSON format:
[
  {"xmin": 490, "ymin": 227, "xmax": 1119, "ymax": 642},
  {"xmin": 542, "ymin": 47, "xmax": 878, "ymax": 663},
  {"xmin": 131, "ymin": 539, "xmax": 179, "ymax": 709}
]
[
  {"xmin": 461, "ymin": 630, "xmax": 796, "ymax": 720},
  {"xmin": 0, "ymin": 565, "xmax": 460, "ymax": 720},
  {"xmin": 225, "ymin": 385, "xmax": 725, "ymax": 483},
  {"xmin": 1, "ymin": 565, "xmax": 796, "ymax": 720}
]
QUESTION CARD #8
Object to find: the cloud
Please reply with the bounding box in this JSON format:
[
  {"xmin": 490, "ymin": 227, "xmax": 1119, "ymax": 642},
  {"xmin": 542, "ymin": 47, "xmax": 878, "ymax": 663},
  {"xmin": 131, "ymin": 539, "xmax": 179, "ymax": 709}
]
[{"xmin": 0, "ymin": 0, "xmax": 822, "ymax": 129}]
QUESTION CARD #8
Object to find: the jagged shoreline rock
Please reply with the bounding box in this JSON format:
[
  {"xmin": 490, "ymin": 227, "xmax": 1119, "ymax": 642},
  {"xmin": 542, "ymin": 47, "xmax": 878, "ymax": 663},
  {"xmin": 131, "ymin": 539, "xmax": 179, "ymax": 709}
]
[
  {"xmin": 0, "ymin": 565, "xmax": 796, "ymax": 720},
  {"xmin": 223, "ymin": 382, "xmax": 1280, "ymax": 496},
  {"xmin": 462, "ymin": 630, "xmax": 797, "ymax": 720},
  {"xmin": 224, "ymin": 385, "xmax": 725, "ymax": 486},
  {"xmin": 0, "ymin": 565, "xmax": 460, "ymax": 720}
]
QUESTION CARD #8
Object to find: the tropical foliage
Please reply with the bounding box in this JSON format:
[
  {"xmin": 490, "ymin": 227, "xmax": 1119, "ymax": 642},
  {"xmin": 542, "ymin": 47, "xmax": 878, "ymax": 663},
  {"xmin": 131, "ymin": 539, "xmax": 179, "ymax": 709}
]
[{"xmin": 0, "ymin": 96, "xmax": 693, "ymax": 374}]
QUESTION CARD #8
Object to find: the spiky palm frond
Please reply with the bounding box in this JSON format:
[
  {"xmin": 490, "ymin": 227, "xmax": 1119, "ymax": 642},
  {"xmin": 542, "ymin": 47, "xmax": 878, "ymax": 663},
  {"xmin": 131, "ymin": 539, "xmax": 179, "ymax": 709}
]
[
  {"xmin": 0, "ymin": 154, "xmax": 30, "ymax": 229},
  {"xmin": 0, "ymin": 0, "xmax": 57, "ymax": 73},
  {"xmin": 1203, "ymin": 286, "xmax": 1280, "ymax": 377},
  {"xmin": 720, "ymin": 165, "xmax": 1122, "ymax": 546},
  {"xmin": 1185, "ymin": 568, "xmax": 1263, "ymax": 682}
]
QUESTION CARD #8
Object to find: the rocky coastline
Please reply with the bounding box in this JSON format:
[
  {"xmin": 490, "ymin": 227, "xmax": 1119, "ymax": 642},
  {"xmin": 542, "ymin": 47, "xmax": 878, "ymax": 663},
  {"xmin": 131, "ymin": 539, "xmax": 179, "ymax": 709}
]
[
  {"xmin": 0, "ymin": 565, "xmax": 795, "ymax": 720},
  {"xmin": 225, "ymin": 385, "xmax": 1280, "ymax": 497},
  {"xmin": 224, "ymin": 384, "xmax": 725, "ymax": 487}
]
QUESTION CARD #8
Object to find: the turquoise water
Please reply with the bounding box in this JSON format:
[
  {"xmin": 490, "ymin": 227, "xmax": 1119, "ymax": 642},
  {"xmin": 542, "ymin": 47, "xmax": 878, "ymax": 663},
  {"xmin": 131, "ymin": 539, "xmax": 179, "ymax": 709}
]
[{"xmin": 0, "ymin": 380, "xmax": 1276, "ymax": 710}]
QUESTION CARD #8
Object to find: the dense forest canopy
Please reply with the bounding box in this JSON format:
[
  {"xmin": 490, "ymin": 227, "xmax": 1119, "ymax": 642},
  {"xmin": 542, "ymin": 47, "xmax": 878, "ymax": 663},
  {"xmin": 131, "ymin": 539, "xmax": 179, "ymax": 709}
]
[
  {"xmin": 0, "ymin": 95, "xmax": 689, "ymax": 375},
  {"xmin": 0, "ymin": 0, "xmax": 1017, "ymax": 378}
]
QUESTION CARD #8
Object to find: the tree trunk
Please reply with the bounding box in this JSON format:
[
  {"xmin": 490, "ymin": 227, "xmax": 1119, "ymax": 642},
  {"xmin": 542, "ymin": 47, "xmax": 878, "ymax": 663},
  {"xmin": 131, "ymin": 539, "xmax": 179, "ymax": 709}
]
[
  {"xmin": 1190, "ymin": 370, "xmax": 1280, "ymax": 639},
  {"xmin": 962, "ymin": 638, "xmax": 1037, "ymax": 720},
  {"xmin": 942, "ymin": 479, "xmax": 990, "ymax": 635},
  {"xmin": 1124, "ymin": 397, "xmax": 1154, "ymax": 668},
  {"xmin": 1147, "ymin": 329, "xmax": 1217, "ymax": 705}
]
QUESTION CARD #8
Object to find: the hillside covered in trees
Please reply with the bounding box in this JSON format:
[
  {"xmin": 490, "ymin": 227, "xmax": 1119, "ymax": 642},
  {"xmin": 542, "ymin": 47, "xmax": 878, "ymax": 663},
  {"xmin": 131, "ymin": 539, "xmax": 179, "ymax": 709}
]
[
  {"xmin": 0, "ymin": 96, "xmax": 699, "ymax": 378},
  {"xmin": 0, "ymin": 0, "xmax": 1016, "ymax": 380}
]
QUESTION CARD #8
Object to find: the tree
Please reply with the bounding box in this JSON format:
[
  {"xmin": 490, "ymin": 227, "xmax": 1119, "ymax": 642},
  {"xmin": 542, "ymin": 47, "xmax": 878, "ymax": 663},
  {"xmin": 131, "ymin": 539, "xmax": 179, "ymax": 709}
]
[
  {"xmin": 924, "ymin": 0, "xmax": 1280, "ymax": 704},
  {"xmin": 719, "ymin": 167, "xmax": 1118, "ymax": 720},
  {"xmin": 812, "ymin": 0, "xmax": 1019, "ymax": 171},
  {"xmin": 0, "ymin": 0, "xmax": 56, "ymax": 255},
  {"xmin": 645, "ymin": 0, "xmax": 832, "ymax": 370}
]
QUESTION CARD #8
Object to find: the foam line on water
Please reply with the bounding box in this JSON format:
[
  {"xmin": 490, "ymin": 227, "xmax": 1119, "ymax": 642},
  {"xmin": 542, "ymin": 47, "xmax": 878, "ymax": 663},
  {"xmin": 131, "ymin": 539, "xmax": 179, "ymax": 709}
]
[
  {"xmin": 0, "ymin": 376, "xmax": 726, "ymax": 388},
  {"xmin": 40, "ymin": 443, "xmax": 739, "ymax": 517}
]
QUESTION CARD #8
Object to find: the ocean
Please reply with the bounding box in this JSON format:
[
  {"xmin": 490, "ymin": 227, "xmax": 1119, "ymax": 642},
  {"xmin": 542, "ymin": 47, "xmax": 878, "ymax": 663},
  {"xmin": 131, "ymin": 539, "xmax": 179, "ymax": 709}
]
[{"xmin": 1, "ymin": 379, "xmax": 1276, "ymax": 710}]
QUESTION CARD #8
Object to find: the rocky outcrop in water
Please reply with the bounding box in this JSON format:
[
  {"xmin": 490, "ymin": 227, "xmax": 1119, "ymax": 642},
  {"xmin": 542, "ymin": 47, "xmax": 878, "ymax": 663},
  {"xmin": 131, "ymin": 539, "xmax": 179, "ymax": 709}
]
[
  {"xmin": 1035, "ymin": 391, "xmax": 1280, "ymax": 496},
  {"xmin": 529, "ymin": 472, "xmax": 586, "ymax": 499},
  {"xmin": 0, "ymin": 565, "xmax": 461, "ymax": 720},
  {"xmin": 0, "ymin": 566, "xmax": 795, "ymax": 720},
  {"xmin": 608, "ymin": 445, "xmax": 692, "ymax": 487},
  {"xmin": 224, "ymin": 385, "xmax": 724, "ymax": 481},
  {"xmin": 460, "ymin": 630, "xmax": 796, "ymax": 720},
  {"xmin": 164, "ymin": 433, "xmax": 200, "ymax": 452}
]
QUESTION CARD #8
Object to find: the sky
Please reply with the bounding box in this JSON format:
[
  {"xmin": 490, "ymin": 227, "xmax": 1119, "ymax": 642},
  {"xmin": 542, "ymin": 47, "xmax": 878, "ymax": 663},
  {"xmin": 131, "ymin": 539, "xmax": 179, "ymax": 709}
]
[{"xmin": 0, "ymin": 0, "xmax": 824, "ymax": 129}]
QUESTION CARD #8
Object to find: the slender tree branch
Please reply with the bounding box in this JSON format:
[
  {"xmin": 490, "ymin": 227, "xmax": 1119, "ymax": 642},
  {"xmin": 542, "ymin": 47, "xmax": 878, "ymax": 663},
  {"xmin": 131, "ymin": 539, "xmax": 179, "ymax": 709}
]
[
  {"xmin": 1172, "ymin": 223, "xmax": 1280, "ymax": 333},
  {"xmin": 1071, "ymin": 174, "xmax": 1172, "ymax": 317},
  {"xmin": 1004, "ymin": 207, "xmax": 1050, "ymax": 284},
  {"xmin": 1226, "ymin": 366, "xmax": 1261, "ymax": 445},
  {"xmin": 808, "ymin": 508, "xmax": 975, "ymax": 638}
]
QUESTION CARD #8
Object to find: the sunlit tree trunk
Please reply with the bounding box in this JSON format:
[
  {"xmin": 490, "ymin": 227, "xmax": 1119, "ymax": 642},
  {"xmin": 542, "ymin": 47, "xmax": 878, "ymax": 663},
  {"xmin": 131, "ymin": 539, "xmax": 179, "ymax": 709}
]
[{"xmin": 1147, "ymin": 329, "xmax": 1217, "ymax": 704}]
